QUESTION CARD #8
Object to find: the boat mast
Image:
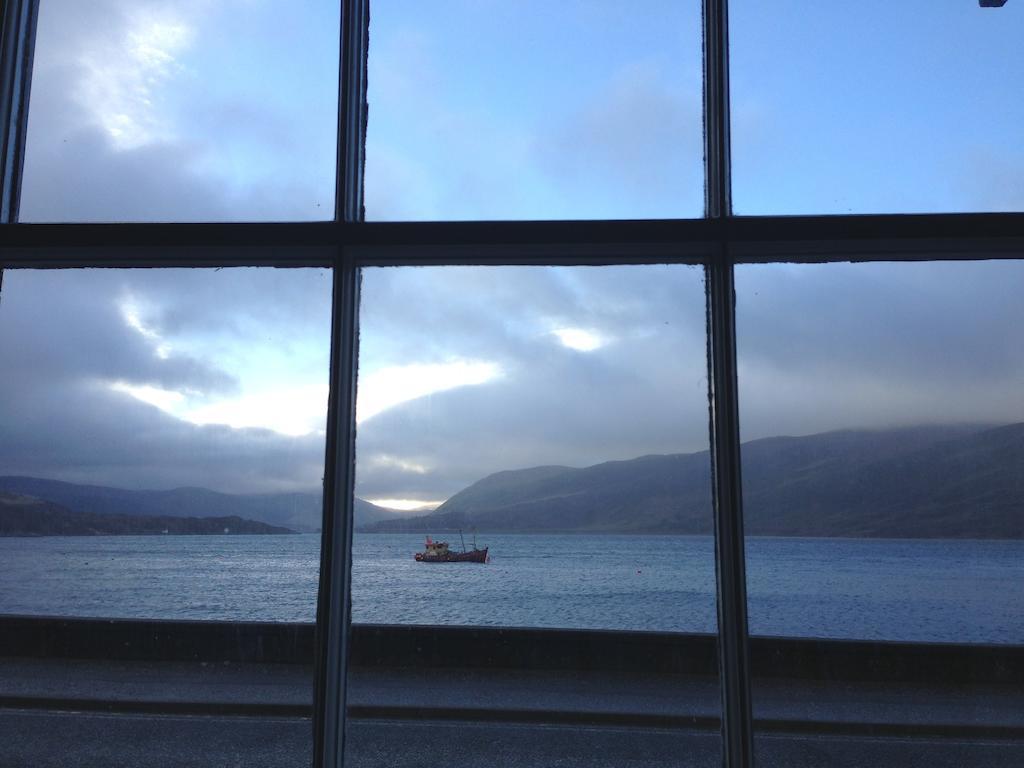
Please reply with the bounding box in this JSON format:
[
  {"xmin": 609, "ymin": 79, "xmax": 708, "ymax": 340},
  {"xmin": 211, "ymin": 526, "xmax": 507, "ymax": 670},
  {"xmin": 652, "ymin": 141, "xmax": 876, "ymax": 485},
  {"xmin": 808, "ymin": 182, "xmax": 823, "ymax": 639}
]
[{"xmin": 459, "ymin": 529, "xmax": 466, "ymax": 553}]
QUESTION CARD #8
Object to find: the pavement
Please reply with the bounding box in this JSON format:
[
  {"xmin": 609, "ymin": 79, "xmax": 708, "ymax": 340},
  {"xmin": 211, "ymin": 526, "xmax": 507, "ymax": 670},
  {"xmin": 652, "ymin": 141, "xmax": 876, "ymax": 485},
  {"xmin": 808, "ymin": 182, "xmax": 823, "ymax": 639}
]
[{"xmin": 1, "ymin": 657, "xmax": 1022, "ymax": 767}]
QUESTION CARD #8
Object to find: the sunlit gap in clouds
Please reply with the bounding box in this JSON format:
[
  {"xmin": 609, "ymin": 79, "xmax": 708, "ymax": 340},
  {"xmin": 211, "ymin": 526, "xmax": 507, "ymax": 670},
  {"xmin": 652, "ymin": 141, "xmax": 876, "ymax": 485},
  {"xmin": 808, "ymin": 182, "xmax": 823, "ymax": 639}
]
[
  {"xmin": 367, "ymin": 498, "xmax": 444, "ymax": 512},
  {"xmin": 109, "ymin": 303, "xmax": 501, "ymax": 439},
  {"xmin": 550, "ymin": 327, "xmax": 606, "ymax": 352},
  {"xmin": 355, "ymin": 360, "xmax": 505, "ymax": 511},
  {"xmin": 356, "ymin": 360, "xmax": 503, "ymax": 424},
  {"xmin": 109, "ymin": 382, "xmax": 185, "ymax": 413},
  {"xmin": 112, "ymin": 295, "xmax": 331, "ymax": 438},
  {"xmin": 120, "ymin": 299, "xmax": 171, "ymax": 359},
  {"xmin": 109, "ymin": 380, "xmax": 330, "ymax": 438},
  {"xmin": 181, "ymin": 384, "xmax": 330, "ymax": 437},
  {"xmin": 363, "ymin": 456, "xmax": 442, "ymax": 511}
]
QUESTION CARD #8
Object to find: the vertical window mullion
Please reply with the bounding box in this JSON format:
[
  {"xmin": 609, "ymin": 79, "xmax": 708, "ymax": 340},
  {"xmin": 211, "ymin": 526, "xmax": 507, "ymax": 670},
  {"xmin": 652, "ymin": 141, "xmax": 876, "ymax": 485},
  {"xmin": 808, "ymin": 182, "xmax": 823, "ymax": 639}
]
[
  {"xmin": 704, "ymin": 0, "xmax": 755, "ymax": 766},
  {"xmin": 0, "ymin": 0, "xmax": 38, "ymax": 223},
  {"xmin": 706, "ymin": 256, "xmax": 754, "ymax": 768},
  {"xmin": 315, "ymin": 253, "xmax": 361, "ymax": 768},
  {"xmin": 703, "ymin": 0, "xmax": 730, "ymax": 221},
  {"xmin": 315, "ymin": 0, "xmax": 370, "ymax": 766},
  {"xmin": 336, "ymin": 0, "xmax": 369, "ymax": 224}
]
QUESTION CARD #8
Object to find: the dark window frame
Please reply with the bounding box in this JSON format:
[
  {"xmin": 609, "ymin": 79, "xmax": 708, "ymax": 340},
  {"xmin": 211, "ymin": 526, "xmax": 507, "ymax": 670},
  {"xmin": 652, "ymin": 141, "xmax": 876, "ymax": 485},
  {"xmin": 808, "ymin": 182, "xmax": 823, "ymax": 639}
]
[{"xmin": 2, "ymin": 1, "xmax": 1023, "ymax": 766}]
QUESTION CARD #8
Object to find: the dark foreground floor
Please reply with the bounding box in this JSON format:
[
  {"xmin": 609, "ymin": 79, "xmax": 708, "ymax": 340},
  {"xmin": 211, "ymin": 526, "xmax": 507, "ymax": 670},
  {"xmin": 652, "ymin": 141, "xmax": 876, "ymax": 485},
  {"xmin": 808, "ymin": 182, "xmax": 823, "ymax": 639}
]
[
  {"xmin": 1, "ymin": 657, "xmax": 1021, "ymax": 767},
  {"xmin": 3, "ymin": 710, "xmax": 1024, "ymax": 768}
]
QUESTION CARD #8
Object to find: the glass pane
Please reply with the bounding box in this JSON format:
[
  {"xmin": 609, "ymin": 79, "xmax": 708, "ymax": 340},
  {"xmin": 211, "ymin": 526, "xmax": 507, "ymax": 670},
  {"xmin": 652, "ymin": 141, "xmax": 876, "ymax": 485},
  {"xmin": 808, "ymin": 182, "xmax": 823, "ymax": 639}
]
[
  {"xmin": 730, "ymin": 1, "xmax": 1024, "ymax": 214},
  {"xmin": 343, "ymin": 264, "xmax": 720, "ymax": 765},
  {"xmin": 365, "ymin": 1, "xmax": 704, "ymax": 221},
  {"xmin": 737, "ymin": 260, "xmax": 1024, "ymax": 767},
  {"xmin": 19, "ymin": 0, "xmax": 340, "ymax": 222},
  {"xmin": 0, "ymin": 265, "xmax": 332, "ymax": 766}
]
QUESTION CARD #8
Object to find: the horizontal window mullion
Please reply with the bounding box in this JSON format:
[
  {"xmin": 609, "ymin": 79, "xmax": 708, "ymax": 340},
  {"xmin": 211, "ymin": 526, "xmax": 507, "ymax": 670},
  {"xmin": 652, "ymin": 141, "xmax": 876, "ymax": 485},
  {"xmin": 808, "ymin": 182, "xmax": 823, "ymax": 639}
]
[
  {"xmin": 344, "ymin": 219, "xmax": 719, "ymax": 248},
  {"xmin": 349, "ymin": 242, "xmax": 715, "ymax": 268},
  {"xmin": 732, "ymin": 238, "xmax": 1024, "ymax": 264},
  {"xmin": 2, "ymin": 213, "xmax": 1024, "ymax": 268},
  {"xmin": 0, "ymin": 245, "xmax": 336, "ymax": 269},
  {"xmin": 726, "ymin": 212, "xmax": 1024, "ymax": 252},
  {"xmin": 0, "ymin": 222, "xmax": 343, "ymax": 251},
  {"xmin": 0, "ymin": 219, "xmax": 724, "ymax": 251}
]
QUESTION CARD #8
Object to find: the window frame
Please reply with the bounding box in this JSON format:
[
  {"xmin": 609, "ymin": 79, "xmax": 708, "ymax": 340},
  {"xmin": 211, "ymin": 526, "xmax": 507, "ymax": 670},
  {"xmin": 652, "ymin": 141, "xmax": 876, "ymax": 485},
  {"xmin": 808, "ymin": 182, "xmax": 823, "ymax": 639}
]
[{"xmin": 2, "ymin": 1, "xmax": 1024, "ymax": 767}]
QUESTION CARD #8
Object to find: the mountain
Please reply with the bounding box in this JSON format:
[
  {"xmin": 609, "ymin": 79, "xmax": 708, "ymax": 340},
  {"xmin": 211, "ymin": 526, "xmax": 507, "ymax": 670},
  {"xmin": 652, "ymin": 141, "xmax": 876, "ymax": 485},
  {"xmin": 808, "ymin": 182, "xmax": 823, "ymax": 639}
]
[
  {"xmin": 0, "ymin": 493, "xmax": 295, "ymax": 536},
  {"xmin": 363, "ymin": 423, "xmax": 1024, "ymax": 539},
  {"xmin": 0, "ymin": 477, "xmax": 402, "ymax": 532},
  {"xmin": 353, "ymin": 497, "xmax": 405, "ymax": 528}
]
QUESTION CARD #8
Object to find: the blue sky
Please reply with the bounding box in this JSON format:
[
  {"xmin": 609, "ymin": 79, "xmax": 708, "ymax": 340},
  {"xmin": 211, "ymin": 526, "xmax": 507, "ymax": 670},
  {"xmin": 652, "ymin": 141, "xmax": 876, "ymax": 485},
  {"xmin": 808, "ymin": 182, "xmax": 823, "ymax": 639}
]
[
  {"xmin": 364, "ymin": 0, "xmax": 703, "ymax": 219},
  {"xmin": 731, "ymin": 0, "xmax": 1024, "ymax": 214},
  {"xmin": 2, "ymin": 0, "xmax": 1023, "ymax": 506},
  {"xmin": 17, "ymin": 0, "xmax": 1024, "ymax": 220}
]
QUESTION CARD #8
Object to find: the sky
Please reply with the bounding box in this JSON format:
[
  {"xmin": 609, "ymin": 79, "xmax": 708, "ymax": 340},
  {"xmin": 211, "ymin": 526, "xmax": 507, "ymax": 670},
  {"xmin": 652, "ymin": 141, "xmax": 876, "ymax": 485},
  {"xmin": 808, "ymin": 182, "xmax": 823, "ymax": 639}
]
[{"xmin": 2, "ymin": 0, "xmax": 1023, "ymax": 508}]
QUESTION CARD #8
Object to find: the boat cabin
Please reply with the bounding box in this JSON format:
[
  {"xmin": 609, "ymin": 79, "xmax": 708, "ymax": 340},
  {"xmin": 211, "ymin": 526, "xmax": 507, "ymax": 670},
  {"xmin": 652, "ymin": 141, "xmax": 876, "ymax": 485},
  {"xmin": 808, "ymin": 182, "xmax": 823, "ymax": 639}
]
[{"xmin": 423, "ymin": 540, "xmax": 450, "ymax": 556}]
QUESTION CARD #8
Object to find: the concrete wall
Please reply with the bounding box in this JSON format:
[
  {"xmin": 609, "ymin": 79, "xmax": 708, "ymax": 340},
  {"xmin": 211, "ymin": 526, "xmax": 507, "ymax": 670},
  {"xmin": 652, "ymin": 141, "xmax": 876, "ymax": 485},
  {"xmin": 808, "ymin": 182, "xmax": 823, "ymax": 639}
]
[{"xmin": 0, "ymin": 615, "xmax": 1019, "ymax": 685}]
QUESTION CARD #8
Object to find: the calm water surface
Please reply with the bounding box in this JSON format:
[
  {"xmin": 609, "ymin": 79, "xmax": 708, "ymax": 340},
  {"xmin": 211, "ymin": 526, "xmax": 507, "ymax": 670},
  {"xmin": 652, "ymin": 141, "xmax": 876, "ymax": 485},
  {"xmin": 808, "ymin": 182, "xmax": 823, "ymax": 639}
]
[{"xmin": 0, "ymin": 533, "xmax": 1021, "ymax": 643}]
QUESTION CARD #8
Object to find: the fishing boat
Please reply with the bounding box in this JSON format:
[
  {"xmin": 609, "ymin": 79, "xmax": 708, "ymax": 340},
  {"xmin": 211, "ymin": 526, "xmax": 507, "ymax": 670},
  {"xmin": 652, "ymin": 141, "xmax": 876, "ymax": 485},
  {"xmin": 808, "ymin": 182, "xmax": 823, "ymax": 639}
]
[{"xmin": 414, "ymin": 531, "xmax": 488, "ymax": 563}]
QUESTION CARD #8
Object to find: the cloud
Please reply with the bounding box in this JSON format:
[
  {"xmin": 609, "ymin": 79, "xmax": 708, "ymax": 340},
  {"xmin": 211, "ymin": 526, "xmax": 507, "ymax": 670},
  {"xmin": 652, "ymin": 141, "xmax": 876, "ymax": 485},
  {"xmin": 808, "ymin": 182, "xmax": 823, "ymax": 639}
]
[
  {"xmin": 0, "ymin": 382, "xmax": 327, "ymax": 494},
  {"xmin": 0, "ymin": 268, "xmax": 331, "ymax": 494},
  {"xmin": 357, "ymin": 361, "xmax": 503, "ymax": 423},
  {"xmin": 19, "ymin": 0, "xmax": 336, "ymax": 222},
  {"xmin": 551, "ymin": 328, "xmax": 606, "ymax": 353},
  {"xmin": 736, "ymin": 261, "xmax": 1024, "ymax": 440},
  {"xmin": 4, "ymin": 260, "xmax": 1024, "ymax": 504},
  {"xmin": 353, "ymin": 260, "xmax": 1024, "ymax": 503},
  {"xmin": 537, "ymin": 61, "xmax": 703, "ymax": 218},
  {"xmin": 80, "ymin": 6, "xmax": 195, "ymax": 149},
  {"xmin": 0, "ymin": 270, "xmax": 239, "ymax": 395},
  {"xmin": 959, "ymin": 148, "xmax": 1024, "ymax": 213},
  {"xmin": 353, "ymin": 265, "xmax": 710, "ymax": 501}
]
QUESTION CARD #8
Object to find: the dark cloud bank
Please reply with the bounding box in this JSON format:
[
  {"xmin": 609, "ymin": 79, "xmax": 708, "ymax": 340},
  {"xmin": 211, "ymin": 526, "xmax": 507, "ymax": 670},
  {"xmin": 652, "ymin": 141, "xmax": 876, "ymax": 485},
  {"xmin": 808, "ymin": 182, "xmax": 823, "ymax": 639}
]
[
  {"xmin": 3, "ymin": 261, "xmax": 1022, "ymax": 505},
  {"xmin": 0, "ymin": 269, "xmax": 331, "ymax": 494}
]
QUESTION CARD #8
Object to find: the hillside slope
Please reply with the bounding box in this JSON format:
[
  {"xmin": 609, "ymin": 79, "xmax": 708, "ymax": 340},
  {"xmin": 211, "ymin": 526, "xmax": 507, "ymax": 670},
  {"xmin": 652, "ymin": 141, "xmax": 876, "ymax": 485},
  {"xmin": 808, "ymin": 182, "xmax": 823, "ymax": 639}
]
[{"xmin": 365, "ymin": 424, "xmax": 1024, "ymax": 539}]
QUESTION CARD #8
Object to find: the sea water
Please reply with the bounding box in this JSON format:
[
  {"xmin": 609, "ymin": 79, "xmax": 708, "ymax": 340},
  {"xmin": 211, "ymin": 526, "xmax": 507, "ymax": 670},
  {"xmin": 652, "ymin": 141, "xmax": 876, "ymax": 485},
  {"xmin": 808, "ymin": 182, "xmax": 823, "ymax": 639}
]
[{"xmin": 0, "ymin": 533, "xmax": 1021, "ymax": 644}]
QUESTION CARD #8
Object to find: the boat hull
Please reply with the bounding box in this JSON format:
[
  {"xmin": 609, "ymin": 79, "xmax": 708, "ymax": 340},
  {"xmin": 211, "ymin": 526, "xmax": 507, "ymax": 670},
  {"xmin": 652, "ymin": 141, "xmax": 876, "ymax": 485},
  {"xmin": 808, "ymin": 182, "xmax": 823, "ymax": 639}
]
[{"xmin": 415, "ymin": 547, "xmax": 488, "ymax": 563}]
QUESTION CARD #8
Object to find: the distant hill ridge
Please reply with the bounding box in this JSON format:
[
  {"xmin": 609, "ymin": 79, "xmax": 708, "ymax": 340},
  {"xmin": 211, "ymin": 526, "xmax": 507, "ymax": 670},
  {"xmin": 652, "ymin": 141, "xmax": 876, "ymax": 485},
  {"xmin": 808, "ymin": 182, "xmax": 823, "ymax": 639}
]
[
  {"xmin": 0, "ymin": 477, "xmax": 402, "ymax": 532},
  {"xmin": 5, "ymin": 424, "xmax": 1023, "ymax": 539},
  {"xmin": 364, "ymin": 423, "xmax": 1024, "ymax": 539},
  {"xmin": 0, "ymin": 492, "xmax": 296, "ymax": 536}
]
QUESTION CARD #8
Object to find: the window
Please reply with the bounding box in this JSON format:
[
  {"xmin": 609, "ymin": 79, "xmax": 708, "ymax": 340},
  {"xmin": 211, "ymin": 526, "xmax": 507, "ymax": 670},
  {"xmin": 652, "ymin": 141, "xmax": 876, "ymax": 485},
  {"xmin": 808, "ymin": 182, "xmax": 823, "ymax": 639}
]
[
  {"xmin": 0, "ymin": 266, "xmax": 331, "ymax": 621},
  {"xmin": 364, "ymin": 0, "xmax": 703, "ymax": 220},
  {"xmin": 20, "ymin": 0, "xmax": 341, "ymax": 221},
  {"xmin": 347, "ymin": 263, "xmax": 725, "ymax": 766},
  {"xmin": 1, "ymin": 1, "xmax": 1022, "ymax": 767},
  {"xmin": 730, "ymin": 0, "xmax": 1024, "ymax": 214},
  {"xmin": 736, "ymin": 259, "xmax": 1024, "ymax": 764}
]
